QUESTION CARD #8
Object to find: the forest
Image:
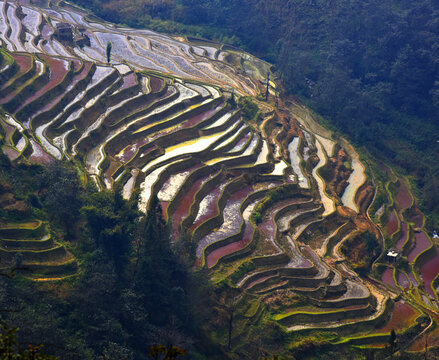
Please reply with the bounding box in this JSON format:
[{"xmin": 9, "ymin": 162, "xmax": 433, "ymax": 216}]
[
  {"xmin": 0, "ymin": 151, "xmax": 221, "ymax": 359},
  {"xmin": 70, "ymin": 0, "xmax": 439, "ymax": 228}
]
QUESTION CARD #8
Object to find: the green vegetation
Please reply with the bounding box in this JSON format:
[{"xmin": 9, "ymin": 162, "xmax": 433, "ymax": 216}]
[
  {"xmin": 106, "ymin": 41, "xmax": 112, "ymax": 64},
  {"xmin": 0, "ymin": 322, "xmax": 57, "ymax": 359},
  {"xmin": 1, "ymin": 1, "xmax": 439, "ymax": 358},
  {"xmin": 238, "ymin": 97, "xmax": 260, "ymax": 122},
  {"xmin": 0, "ymin": 151, "xmax": 215, "ymax": 358},
  {"xmin": 251, "ymin": 185, "xmax": 302, "ymax": 223},
  {"xmin": 341, "ymin": 232, "xmax": 380, "ymax": 274},
  {"xmin": 70, "ymin": 0, "xmax": 439, "ymax": 227},
  {"xmin": 80, "ymin": 185, "xmax": 137, "ymax": 267},
  {"xmin": 229, "ymin": 260, "xmax": 255, "ymax": 284}
]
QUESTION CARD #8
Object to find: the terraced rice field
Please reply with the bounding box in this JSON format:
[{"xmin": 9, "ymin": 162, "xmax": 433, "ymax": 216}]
[
  {"xmin": 0, "ymin": 0, "xmax": 260, "ymax": 95},
  {"xmin": 341, "ymin": 147, "xmax": 366, "ymax": 213},
  {"xmin": 0, "ymin": 221, "xmax": 77, "ymax": 280},
  {"xmin": 1, "ymin": 0, "xmax": 439, "ymax": 353}
]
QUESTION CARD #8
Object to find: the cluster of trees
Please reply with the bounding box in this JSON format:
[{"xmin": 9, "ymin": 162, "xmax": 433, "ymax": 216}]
[
  {"xmin": 340, "ymin": 232, "xmax": 380, "ymax": 274},
  {"xmin": 0, "ymin": 119, "xmax": 285, "ymax": 360},
  {"xmin": 0, "ymin": 150, "xmax": 217, "ymax": 359},
  {"xmin": 0, "ymin": 322, "xmax": 57, "ymax": 359},
  {"xmin": 3, "ymin": 0, "xmax": 439, "ymax": 356},
  {"xmin": 238, "ymin": 97, "xmax": 260, "ymax": 122},
  {"xmin": 70, "ymin": 0, "xmax": 439, "ymax": 227}
]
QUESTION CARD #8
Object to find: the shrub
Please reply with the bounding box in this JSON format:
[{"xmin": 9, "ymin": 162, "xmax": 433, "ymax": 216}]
[
  {"xmin": 238, "ymin": 97, "xmax": 259, "ymax": 121},
  {"xmin": 252, "ymin": 211, "xmax": 262, "ymax": 224},
  {"xmin": 230, "ymin": 261, "xmax": 255, "ymax": 284}
]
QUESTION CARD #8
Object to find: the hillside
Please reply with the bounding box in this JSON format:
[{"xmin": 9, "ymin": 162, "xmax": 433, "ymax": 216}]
[
  {"xmin": 69, "ymin": 0, "xmax": 439, "ymax": 229},
  {"xmin": 0, "ymin": 1, "xmax": 439, "ymax": 359}
]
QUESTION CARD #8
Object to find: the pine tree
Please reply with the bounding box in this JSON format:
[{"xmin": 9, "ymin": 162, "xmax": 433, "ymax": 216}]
[{"xmin": 106, "ymin": 41, "xmax": 112, "ymax": 63}]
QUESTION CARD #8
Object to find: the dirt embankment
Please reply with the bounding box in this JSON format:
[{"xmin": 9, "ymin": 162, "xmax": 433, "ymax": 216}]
[
  {"xmin": 0, "ymin": 181, "xmax": 28, "ymax": 212},
  {"xmin": 324, "ymin": 147, "xmax": 352, "ymax": 198}
]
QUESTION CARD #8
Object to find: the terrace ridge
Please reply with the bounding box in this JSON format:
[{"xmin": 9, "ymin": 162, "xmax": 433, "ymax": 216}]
[
  {"xmin": 0, "ymin": 220, "xmax": 78, "ymax": 280},
  {"xmin": 0, "ymin": 2, "xmax": 436, "ymax": 351}
]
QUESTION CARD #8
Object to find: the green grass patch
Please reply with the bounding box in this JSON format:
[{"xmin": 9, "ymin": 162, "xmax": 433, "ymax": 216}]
[
  {"xmin": 243, "ymin": 300, "xmax": 260, "ymax": 318},
  {"xmin": 238, "ymin": 96, "xmax": 260, "ymax": 122},
  {"xmin": 230, "ymin": 260, "xmax": 255, "ymax": 284},
  {"xmin": 273, "ymin": 306, "xmax": 353, "ymax": 321}
]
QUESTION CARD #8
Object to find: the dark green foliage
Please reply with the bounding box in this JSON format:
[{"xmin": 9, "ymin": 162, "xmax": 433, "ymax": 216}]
[
  {"xmin": 253, "ymin": 211, "xmax": 262, "ymax": 224},
  {"xmin": 238, "ymin": 97, "xmax": 259, "ymax": 122},
  {"xmin": 0, "ymin": 155, "xmax": 46, "ymax": 221},
  {"xmin": 27, "ymin": 193, "xmax": 42, "ymax": 209},
  {"xmin": 37, "ymin": 162, "xmax": 83, "ymax": 237},
  {"xmin": 0, "ymin": 322, "xmax": 57, "ymax": 359},
  {"xmin": 134, "ymin": 195, "xmax": 191, "ymax": 327},
  {"xmin": 365, "ymin": 232, "xmax": 378, "ymax": 253},
  {"xmin": 106, "ymin": 41, "xmax": 112, "ymax": 63},
  {"xmin": 227, "ymin": 90, "xmax": 236, "ymax": 107},
  {"xmin": 69, "ymin": 0, "xmax": 439, "ymax": 224},
  {"xmin": 0, "ymin": 190, "xmax": 208, "ymax": 359},
  {"xmin": 341, "ymin": 231, "xmax": 380, "ymax": 274},
  {"xmin": 80, "ymin": 186, "xmax": 139, "ymax": 266},
  {"xmin": 389, "ymin": 329, "xmax": 396, "ymax": 352},
  {"xmin": 396, "ymin": 257, "xmax": 410, "ymax": 272},
  {"xmin": 230, "ymin": 260, "xmax": 255, "ymax": 284}
]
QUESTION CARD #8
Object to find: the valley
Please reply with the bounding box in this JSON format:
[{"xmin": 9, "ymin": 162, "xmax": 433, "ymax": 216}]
[{"xmin": 0, "ymin": 1, "xmax": 439, "ymax": 358}]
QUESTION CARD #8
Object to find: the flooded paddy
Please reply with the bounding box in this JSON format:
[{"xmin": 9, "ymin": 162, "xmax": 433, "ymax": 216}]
[
  {"xmin": 378, "ymin": 300, "xmax": 419, "ymax": 333},
  {"xmin": 381, "ymin": 268, "xmax": 396, "ymax": 289},
  {"xmin": 419, "ymin": 251, "xmax": 439, "ymax": 297},
  {"xmin": 190, "ymin": 182, "xmax": 229, "ymax": 232},
  {"xmin": 385, "ymin": 210, "xmax": 398, "ymax": 237},
  {"xmin": 196, "ymin": 185, "xmax": 254, "ymax": 259},
  {"xmin": 170, "ymin": 171, "xmax": 218, "ymax": 238},
  {"xmin": 407, "ymin": 231, "xmax": 430, "ymax": 262},
  {"xmin": 341, "ymin": 152, "xmax": 366, "ymax": 213},
  {"xmin": 288, "ymin": 137, "xmax": 308, "ymax": 188},
  {"xmin": 396, "ymin": 180, "xmax": 412, "ymax": 209},
  {"xmin": 206, "ymin": 200, "xmax": 258, "ymax": 268}
]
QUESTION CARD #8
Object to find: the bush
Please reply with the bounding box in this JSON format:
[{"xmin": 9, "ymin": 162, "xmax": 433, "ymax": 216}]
[
  {"xmin": 230, "ymin": 261, "xmax": 255, "ymax": 284},
  {"xmin": 0, "ymin": 322, "xmax": 57, "ymax": 359},
  {"xmin": 238, "ymin": 97, "xmax": 259, "ymax": 122},
  {"xmin": 253, "ymin": 211, "xmax": 262, "ymax": 224}
]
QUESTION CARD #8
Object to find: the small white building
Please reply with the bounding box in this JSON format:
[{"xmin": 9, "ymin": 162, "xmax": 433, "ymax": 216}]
[{"xmin": 387, "ymin": 249, "xmax": 400, "ymax": 262}]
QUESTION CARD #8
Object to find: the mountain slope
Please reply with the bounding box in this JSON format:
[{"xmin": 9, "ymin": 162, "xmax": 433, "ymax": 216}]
[
  {"xmin": 69, "ymin": 0, "xmax": 439, "ymax": 227},
  {"xmin": 1, "ymin": 1, "xmax": 439, "ymax": 359}
]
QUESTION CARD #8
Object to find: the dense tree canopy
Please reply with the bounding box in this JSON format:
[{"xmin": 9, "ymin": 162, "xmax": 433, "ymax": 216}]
[{"xmin": 0, "ymin": 153, "xmax": 213, "ymax": 359}]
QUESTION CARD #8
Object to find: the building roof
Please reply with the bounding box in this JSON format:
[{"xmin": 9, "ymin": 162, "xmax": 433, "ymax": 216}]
[{"xmin": 387, "ymin": 250, "xmax": 399, "ymax": 257}]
